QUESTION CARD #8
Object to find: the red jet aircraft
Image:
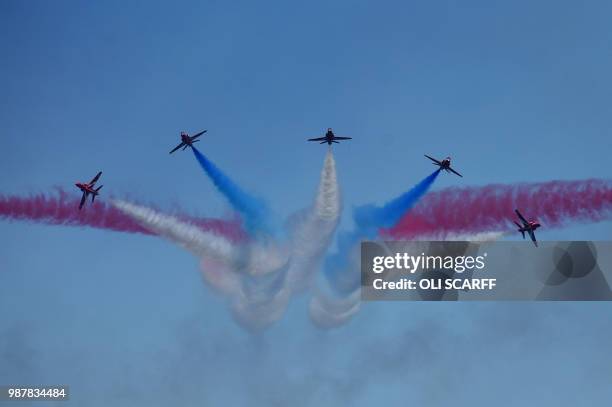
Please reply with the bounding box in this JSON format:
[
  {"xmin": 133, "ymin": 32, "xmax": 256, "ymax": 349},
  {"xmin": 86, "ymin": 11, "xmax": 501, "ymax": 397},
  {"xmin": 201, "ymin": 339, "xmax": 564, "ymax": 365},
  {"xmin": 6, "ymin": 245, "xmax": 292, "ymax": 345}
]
[
  {"xmin": 75, "ymin": 171, "xmax": 103, "ymax": 210},
  {"xmin": 514, "ymin": 209, "xmax": 541, "ymax": 247},
  {"xmin": 169, "ymin": 130, "xmax": 207, "ymax": 154},
  {"xmin": 424, "ymin": 155, "xmax": 463, "ymax": 177}
]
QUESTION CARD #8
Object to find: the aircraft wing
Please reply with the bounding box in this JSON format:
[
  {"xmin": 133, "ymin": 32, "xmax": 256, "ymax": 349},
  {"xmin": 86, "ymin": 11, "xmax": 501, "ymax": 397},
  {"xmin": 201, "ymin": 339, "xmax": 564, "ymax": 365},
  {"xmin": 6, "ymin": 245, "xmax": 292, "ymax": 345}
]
[
  {"xmin": 333, "ymin": 136, "xmax": 352, "ymax": 140},
  {"xmin": 528, "ymin": 229, "xmax": 538, "ymax": 247},
  {"xmin": 308, "ymin": 137, "xmax": 327, "ymax": 141},
  {"xmin": 424, "ymin": 155, "xmax": 442, "ymax": 165},
  {"xmin": 89, "ymin": 171, "xmax": 102, "ymax": 185},
  {"xmin": 515, "ymin": 209, "xmax": 528, "ymax": 224},
  {"xmin": 79, "ymin": 191, "xmax": 87, "ymax": 210},
  {"xmin": 448, "ymin": 167, "xmax": 463, "ymax": 177},
  {"xmin": 169, "ymin": 142, "xmax": 185, "ymax": 154},
  {"xmin": 191, "ymin": 130, "xmax": 207, "ymax": 140}
]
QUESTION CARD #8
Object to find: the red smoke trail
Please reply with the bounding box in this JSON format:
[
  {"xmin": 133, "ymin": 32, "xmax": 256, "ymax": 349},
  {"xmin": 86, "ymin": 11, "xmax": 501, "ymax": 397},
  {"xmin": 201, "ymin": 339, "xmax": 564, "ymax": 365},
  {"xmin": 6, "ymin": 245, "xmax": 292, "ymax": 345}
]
[
  {"xmin": 384, "ymin": 179, "xmax": 612, "ymax": 239},
  {"xmin": 0, "ymin": 189, "xmax": 245, "ymax": 241}
]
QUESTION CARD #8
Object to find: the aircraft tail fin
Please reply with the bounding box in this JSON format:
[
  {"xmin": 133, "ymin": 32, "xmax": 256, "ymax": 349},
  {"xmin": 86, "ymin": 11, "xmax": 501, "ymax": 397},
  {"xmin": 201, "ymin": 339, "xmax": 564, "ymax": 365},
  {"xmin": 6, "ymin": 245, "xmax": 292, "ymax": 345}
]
[
  {"xmin": 513, "ymin": 221, "xmax": 525, "ymax": 238},
  {"xmin": 92, "ymin": 185, "xmax": 103, "ymax": 202}
]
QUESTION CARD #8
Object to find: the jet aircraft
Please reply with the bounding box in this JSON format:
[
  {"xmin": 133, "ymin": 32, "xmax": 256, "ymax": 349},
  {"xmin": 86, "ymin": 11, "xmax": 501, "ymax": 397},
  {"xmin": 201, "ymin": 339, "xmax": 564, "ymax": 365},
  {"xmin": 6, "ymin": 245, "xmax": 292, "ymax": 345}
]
[
  {"xmin": 514, "ymin": 209, "xmax": 541, "ymax": 247},
  {"xmin": 308, "ymin": 128, "xmax": 352, "ymax": 145},
  {"xmin": 424, "ymin": 155, "xmax": 463, "ymax": 177},
  {"xmin": 169, "ymin": 130, "xmax": 207, "ymax": 154},
  {"xmin": 75, "ymin": 171, "xmax": 103, "ymax": 210}
]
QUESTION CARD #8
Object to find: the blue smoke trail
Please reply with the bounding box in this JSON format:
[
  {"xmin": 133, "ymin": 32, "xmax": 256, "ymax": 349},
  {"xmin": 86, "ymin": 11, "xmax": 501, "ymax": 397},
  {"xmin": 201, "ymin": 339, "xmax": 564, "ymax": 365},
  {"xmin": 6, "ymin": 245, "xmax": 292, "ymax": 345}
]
[
  {"xmin": 353, "ymin": 170, "xmax": 441, "ymax": 235},
  {"xmin": 324, "ymin": 170, "xmax": 441, "ymax": 294},
  {"xmin": 192, "ymin": 147, "xmax": 274, "ymax": 236}
]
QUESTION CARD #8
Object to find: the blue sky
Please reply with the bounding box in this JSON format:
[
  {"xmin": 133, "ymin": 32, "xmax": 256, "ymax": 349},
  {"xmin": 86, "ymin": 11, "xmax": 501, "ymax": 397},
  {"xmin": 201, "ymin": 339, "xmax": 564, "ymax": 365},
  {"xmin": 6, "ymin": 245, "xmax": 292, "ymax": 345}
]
[{"xmin": 1, "ymin": 1, "xmax": 612, "ymax": 405}]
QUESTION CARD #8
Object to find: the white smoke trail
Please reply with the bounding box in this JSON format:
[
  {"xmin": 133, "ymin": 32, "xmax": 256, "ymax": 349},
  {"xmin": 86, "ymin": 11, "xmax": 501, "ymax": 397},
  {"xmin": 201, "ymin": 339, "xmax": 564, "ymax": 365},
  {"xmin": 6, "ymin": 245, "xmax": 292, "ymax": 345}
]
[
  {"xmin": 110, "ymin": 199, "xmax": 237, "ymax": 261},
  {"xmin": 230, "ymin": 285, "xmax": 292, "ymax": 332},
  {"xmin": 286, "ymin": 149, "xmax": 341, "ymax": 292},
  {"xmin": 314, "ymin": 149, "xmax": 341, "ymax": 222},
  {"xmin": 217, "ymin": 233, "xmax": 291, "ymax": 331},
  {"xmin": 199, "ymin": 257, "xmax": 243, "ymax": 298},
  {"xmin": 112, "ymin": 199, "xmax": 290, "ymax": 274},
  {"xmin": 230, "ymin": 149, "xmax": 341, "ymax": 330},
  {"xmin": 234, "ymin": 237, "xmax": 290, "ymax": 277},
  {"xmin": 309, "ymin": 286, "xmax": 361, "ymax": 329}
]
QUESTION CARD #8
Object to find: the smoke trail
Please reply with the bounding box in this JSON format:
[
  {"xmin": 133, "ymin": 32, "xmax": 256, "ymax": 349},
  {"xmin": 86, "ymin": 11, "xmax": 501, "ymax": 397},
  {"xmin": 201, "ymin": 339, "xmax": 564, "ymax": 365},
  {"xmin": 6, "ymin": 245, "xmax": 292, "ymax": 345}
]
[
  {"xmin": 232, "ymin": 238, "xmax": 290, "ymax": 278},
  {"xmin": 227, "ymin": 149, "xmax": 341, "ymax": 330},
  {"xmin": 309, "ymin": 287, "xmax": 361, "ymax": 329},
  {"xmin": 219, "ymin": 238, "xmax": 291, "ymax": 331},
  {"xmin": 385, "ymin": 179, "xmax": 612, "ymax": 239},
  {"xmin": 286, "ymin": 149, "xmax": 341, "ymax": 291},
  {"xmin": 0, "ymin": 189, "xmax": 240, "ymax": 239},
  {"xmin": 199, "ymin": 257, "xmax": 243, "ymax": 298},
  {"xmin": 191, "ymin": 147, "xmax": 274, "ymax": 235},
  {"xmin": 114, "ymin": 199, "xmax": 288, "ymax": 279},
  {"xmin": 353, "ymin": 170, "xmax": 440, "ymax": 233},
  {"xmin": 200, "ymin": 254, "xmax": 293, "ymax": 332},
  {"xmin": 111, "ymin": 199, "xmax": 238, "ymax": 262},
  {"xmin": 324, "ymin": 170, "xmax": 441, "ymax": 294},
  {"xmin": 230, "ymin": 283, "xmax": 292, "ymax": 332},
  {"xmin": 197, "ymin": 235, "xmax": 289, "ymax": 332},
  {"xmin": 221, "ymin": 149, "xmax": 341, "ymax": 330},
  {"xmin": 313, "ymin": 149, "xmax": 341, "ymax": 222}
]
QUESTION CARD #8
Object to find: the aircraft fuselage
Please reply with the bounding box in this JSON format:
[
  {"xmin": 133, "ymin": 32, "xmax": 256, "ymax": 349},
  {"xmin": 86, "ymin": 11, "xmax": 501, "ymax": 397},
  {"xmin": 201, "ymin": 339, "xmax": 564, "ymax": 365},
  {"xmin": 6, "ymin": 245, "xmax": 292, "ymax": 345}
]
[
  {"xmin": 75, "ymin": 183, "xmax": 98, "ymax": 195},
  {"xmin": 322, "ymin": 130, "xmax": 336, "ymax": 144},
  {"xmin": 181, "ymin": 133, "xmax": 192, "ymax": 145},
  {"xmin": 520, "ymin": 222, "xmax": 541, "ymax": 232}
]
